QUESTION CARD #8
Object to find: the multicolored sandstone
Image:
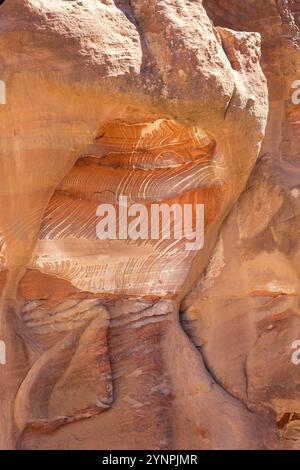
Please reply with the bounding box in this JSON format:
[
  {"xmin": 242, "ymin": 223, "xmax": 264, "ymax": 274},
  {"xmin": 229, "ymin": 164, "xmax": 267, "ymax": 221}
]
[{"xmin": 0, "ymin": 0, "xmax": 298, "ymax": 450}]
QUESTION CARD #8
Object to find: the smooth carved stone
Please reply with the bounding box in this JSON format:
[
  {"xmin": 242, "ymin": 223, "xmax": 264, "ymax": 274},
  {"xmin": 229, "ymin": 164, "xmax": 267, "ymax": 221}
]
[
  {"xmin": 16, "ymin": 296, "xmax": 277, "ymax": 450},
  {"xmin": 0, "ymin": 0, "xmax": 279, "ymax": 451},
  {"xmin": 186, "ymin": 0, "xmax": 300, "ymax": 449}
]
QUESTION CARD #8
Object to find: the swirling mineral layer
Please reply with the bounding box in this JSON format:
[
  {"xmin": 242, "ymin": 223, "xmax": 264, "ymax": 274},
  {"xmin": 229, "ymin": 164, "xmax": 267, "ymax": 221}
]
[{"xmin": 0, "ymin": 0, "xmax": 299, "ymax": 450}]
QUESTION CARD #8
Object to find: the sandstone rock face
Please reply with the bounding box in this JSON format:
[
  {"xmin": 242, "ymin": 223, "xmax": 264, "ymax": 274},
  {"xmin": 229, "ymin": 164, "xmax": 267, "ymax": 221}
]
[
  {"xmin": 185, "ymin": 0, "xmax": 300, "ymax": 450},
  {"xmin": 0, "ymin": 0, "xmax": 298, "ymax": 450}
]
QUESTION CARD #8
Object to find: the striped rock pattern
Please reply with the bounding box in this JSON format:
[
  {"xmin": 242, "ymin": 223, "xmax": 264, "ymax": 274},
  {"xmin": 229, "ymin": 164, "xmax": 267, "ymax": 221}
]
[
  {"xmin": 31, "ymin": 119, "xmax": 226, "ymax": 296},
  {"xmin": 0, "ymin": 0, "xmax": 286, "ymax": 451}
]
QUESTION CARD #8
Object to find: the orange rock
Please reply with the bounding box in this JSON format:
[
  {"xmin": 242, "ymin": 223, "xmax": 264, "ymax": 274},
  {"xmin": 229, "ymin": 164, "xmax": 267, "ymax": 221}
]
[{"xmin": 4, "ymin": 0, "xmax": 296, "ymax": 451}]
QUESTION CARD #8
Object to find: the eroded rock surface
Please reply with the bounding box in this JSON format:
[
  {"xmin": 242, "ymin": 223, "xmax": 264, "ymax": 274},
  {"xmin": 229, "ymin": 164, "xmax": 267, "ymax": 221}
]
[
  {"xmin": 0, "ymin": 0, "xmax": 298, "ymax": 450},
  {"xmin": 184, "ymin": 0, "xmax": 300, "ymax": 450}
]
